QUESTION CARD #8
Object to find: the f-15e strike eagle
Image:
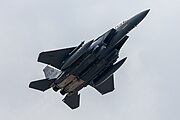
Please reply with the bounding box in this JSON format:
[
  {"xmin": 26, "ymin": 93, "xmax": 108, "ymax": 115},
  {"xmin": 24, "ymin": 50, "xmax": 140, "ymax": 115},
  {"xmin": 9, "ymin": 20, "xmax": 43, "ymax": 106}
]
[{"xmin": 29, "ymin": 9, "xmax": 150, "ymax": 109}]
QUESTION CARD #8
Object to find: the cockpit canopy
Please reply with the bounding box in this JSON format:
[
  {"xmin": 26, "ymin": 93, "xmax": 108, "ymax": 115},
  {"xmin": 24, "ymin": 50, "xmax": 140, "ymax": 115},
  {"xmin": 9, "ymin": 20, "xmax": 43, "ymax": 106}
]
[
  {"xmin": 114, "ymin": 20, "xmax": 128, "ymax": 29},
  {"xmin": 95, "ymin": 28, "xmax": 116, "ymax": 44}
]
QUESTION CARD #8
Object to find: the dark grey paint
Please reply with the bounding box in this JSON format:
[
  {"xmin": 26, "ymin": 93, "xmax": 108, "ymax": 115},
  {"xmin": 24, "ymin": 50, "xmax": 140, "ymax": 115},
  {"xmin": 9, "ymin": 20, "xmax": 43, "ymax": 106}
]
[{"xmin": 29, "ymin": 9, "xmax": 150, "ymax": 109}]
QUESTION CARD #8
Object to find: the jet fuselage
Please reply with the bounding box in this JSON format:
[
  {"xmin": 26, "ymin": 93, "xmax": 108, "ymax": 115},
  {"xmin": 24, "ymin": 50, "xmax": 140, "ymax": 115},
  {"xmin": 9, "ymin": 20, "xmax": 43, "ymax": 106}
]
[{"xmin": 29, "ymin": 9, "xmax": 150, "ymax": 109}]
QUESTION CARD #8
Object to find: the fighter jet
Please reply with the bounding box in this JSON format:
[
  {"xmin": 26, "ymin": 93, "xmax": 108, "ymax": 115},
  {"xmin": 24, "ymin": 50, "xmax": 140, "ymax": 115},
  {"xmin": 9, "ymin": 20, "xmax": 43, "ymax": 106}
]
[{"xmin": 29, "ymin": 9, "xmax": 150, "ymax": 109}]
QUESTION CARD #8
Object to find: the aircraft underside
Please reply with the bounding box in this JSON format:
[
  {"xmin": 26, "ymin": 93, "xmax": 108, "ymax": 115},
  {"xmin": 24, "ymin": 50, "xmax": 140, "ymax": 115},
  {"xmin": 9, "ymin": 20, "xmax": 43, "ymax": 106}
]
[
  {"xmin": 56, "ymin": 74, "xmax": 85, "ymax": 95},
  {"xmin": 29, "ymin": 9, "xmax": 150, "ymax": 109}
]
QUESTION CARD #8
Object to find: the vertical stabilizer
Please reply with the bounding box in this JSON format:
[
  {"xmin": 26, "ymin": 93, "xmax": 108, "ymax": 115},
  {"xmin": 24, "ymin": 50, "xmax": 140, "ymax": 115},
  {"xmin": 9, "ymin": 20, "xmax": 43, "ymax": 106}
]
[{"xmin": 43, "ymin": 66, "xmax": 62, "ymax": 79}]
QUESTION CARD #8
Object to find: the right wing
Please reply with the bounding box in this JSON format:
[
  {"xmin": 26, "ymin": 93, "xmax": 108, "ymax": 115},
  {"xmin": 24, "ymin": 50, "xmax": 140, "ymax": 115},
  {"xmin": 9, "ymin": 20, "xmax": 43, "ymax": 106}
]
[{"xmin": 38, "ymin": 47, "xmax": 76, "ymax": 69}]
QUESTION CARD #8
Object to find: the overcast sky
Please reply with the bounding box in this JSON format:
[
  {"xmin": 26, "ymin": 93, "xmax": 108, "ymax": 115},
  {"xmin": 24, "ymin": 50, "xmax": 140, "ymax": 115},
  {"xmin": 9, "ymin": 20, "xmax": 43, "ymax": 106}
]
[{"xmin": 0, "ymin": 0, "xmax": 180, "ymax": 120}]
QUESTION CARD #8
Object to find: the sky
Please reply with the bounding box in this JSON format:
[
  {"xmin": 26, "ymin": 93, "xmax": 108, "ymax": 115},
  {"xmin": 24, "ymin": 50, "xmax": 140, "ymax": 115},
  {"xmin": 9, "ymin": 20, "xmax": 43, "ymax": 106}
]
[{"xmin": 0, "ymin": 0, "xmax": 180, "ymax": 120}]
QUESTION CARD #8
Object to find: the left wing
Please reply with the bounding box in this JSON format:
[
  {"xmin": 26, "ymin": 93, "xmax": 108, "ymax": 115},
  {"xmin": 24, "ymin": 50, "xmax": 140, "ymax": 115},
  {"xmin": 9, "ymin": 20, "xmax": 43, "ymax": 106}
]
[{"xmin": 91, "ymin": 75, "xmax": 115, "ymax": 95}]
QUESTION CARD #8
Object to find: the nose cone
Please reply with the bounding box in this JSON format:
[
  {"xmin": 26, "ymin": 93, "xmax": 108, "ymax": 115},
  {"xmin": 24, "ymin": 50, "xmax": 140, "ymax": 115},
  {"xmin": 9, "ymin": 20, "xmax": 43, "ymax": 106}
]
[{"xmin": 128, "ymin": 9, "xmax": 150, "ymax": 26}]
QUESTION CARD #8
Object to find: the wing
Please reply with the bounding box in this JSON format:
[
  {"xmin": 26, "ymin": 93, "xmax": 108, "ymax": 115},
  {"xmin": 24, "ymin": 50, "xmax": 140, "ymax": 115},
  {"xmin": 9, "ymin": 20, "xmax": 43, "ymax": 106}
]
[
  {"xmin": 38, "ymin": 47, "xmax": 76, "ymax": 69},
  {"xmin": 92, "ymin": 75, "xmax": 115, "ymax": 95}
]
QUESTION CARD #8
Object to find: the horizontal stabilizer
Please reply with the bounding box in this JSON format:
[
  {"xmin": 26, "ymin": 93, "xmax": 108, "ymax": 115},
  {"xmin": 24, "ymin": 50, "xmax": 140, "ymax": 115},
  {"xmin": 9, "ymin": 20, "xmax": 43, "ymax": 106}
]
[
  {"xmin": 62, "ymin": 92, "xmax": 80, "ymax": 109},
  {"xmin": 29, "ymin": 78, "xmax": 55, "ymax": 92},
  {"xmin": 38, "ymin": 47, "xmax": 76, "ymax": 69},
  {"xmin": 94, "ymin": 75, "xmax": 114, "ymax": 95}
]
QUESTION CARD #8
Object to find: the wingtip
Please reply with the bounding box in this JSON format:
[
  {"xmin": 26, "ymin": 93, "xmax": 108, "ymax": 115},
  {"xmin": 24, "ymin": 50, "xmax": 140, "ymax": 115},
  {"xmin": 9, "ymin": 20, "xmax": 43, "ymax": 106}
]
[
  {"xmin": 146, "ymin": 9, "xmax": 150, "ymax": 14},
  {"xmin": 123, "ymin": 57, "xmax": 127, "ymax": 61}
]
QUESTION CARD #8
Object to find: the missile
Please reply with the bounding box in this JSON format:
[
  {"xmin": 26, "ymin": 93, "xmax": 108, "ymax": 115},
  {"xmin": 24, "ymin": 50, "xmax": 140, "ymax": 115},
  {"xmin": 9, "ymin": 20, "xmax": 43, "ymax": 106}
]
[
  {"xmin": 61, "ymin": 40, "xmax": 93, "ymax": 70},
  {"xmin": 93, "ymin": 57, "xmax": 127, "ymax": 86}
]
